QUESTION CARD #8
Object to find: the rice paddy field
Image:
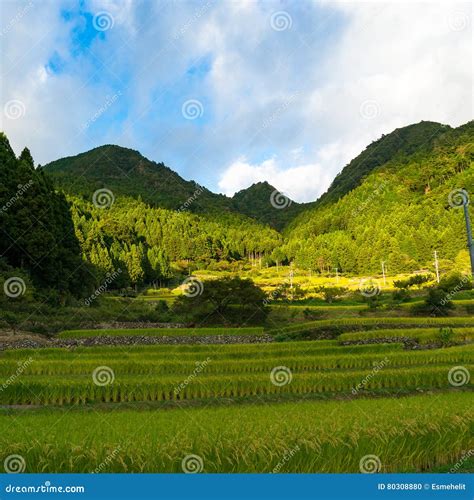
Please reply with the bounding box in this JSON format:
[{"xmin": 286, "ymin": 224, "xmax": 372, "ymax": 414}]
[{"xmin": 1, "ymin": 311, "xmax": 474, "ymax": 474}]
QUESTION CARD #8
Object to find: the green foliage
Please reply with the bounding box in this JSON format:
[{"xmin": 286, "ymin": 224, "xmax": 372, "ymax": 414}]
[
  {"xmin": 394, "ymin": 274, "xmax": 432, "ymax": 289},
  {"xmin": 437, "ymin": 327, "xmax": 454, "ymax": 346},
  {"xmin": 0, "ymin": 134, "xmax": 94, "ymax": 300},
  {"xmin": 173, "ymin": 277, "xmax": 268, "ymax": 324},
  {"xmin": 392, "ymin": 289, "xmax": 411, "ymax": 303},
  {"xmin": 412, "ymin": 289, "xmax": 455, "ymax": 317},
  {"xmin": 315, "ymin": 286, "xmax": 348, "ymax": 303}
]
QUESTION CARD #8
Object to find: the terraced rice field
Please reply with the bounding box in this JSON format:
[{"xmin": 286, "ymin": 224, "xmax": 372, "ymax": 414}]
[
  {"xmin": 0, "ymin": 392, "xmax": 472, "ymax": 472},
  {"xmin": 1, "ymin": 320, "xmax": 473, "ymax": 472}
]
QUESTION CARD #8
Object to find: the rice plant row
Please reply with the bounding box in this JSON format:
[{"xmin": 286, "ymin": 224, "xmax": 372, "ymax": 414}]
[
  {"xmin": 58, "ymin": 326, "xmax": 264, "ymax": 339},
  {"xmin": 0, "ymin": 392, "xmax": 471, "ymax": 472},
  {"xmin": 274, "ymin": 317, "xmax": 474, "ymax": 336},
  {"xmin": 1, "ymin": 345, "xmax": 472, "ymax": 377},
  {"xmin": 1, "ymin": 341, "xmax": 404, "ymax": 362},
  {"xmin": 340, "ymin": 327, "xmax": 474, "ymax": 343},
  {"xmin": 1, "ymin": 365, "xmax": 471, "ymax": 405}
]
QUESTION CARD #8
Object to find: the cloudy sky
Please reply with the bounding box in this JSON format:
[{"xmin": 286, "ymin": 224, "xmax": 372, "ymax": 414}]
[{"xmin": 1, "ymin": 0, "xmax": 471, "ymax": 202}]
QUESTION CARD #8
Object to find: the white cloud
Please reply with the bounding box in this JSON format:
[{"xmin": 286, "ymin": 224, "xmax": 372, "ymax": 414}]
[
  {"xmin": 0, "ymin": 1, "xmax": 471, "ymax": 202},
  {"xmin": 218, "ymin": 156, "xmax": 334, "ymax": 203}
]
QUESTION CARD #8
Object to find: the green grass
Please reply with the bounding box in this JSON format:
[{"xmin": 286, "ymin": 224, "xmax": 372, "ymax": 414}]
[
  {"xmin": 57, "ymin": 326, "xmax": 264, "ymax": 339},
  {"xmin": 0, "ymin": 392, "xmax": 472, "ymax": 472}
]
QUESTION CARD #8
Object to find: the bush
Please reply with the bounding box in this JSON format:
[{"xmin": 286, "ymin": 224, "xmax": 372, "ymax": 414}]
[
  {"xmin": 411, "ymin": 289, "xmax": 454, "ymax": 317},
  {"xmin": 172, "ymin": 277, "xmax": 268, "ymax": 325},
  {"xmin": 394, "ymin": 274, "xmax": 432, "ymax": 289},
  {"xmin": 392, "ymin": 289, "xmax": 411, "ymax": 303},
  {"xmin": 437, "ymin": 327, "xmax": 454, "ymax": 347},
  {"xmin": 314, "ymin": 286, "xmax": 348, "ymax": 303}
]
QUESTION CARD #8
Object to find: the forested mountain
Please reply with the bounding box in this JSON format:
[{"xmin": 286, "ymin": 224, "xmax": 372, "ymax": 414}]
[
  {"xmin": 43, "ymin": 145, "xmax": 231, "ymax": 214},
  {"xmin": 284, "ymin": 121, "xmax": 474, "ymax": 275},
  {"xmin": 231, "ymin": 181, "xmax": 306, "ymax": 230},
  {"xmin": 314, "ymin": 121, "xmax": 452, "ymax": 207},
  {"xmin": 43, "ymin": 146, "xmax": 298, "ymax": 229}
]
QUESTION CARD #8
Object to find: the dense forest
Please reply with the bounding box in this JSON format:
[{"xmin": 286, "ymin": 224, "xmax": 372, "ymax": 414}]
[
  {"xmin": 1, "ymin": 120, "xmax": 473, "ymax": 301},
  {"xmin": 284, "ymin": 121, "xmax": 474, "ymax": 275}
]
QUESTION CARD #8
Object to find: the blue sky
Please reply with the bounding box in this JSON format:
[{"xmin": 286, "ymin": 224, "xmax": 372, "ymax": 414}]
[{"xmin": 1, "ymin": 0, "xmax": 471, "ymax": 201}]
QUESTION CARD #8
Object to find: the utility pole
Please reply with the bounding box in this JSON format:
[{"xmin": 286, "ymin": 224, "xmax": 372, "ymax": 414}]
[
  {"xmin": 381, "ymin": 261, "xmax": 386, "ymax": 286},
  {"xmin": 460, "ymin": 190, "xmax": 474, "ymax": 278},
  {"xmin": 334, "ymin": 267, "xmax": 339, "ymax": 284},
  {"xmin": 434, "ymin": 250, "xmax": 440, "ymax": 283}
]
